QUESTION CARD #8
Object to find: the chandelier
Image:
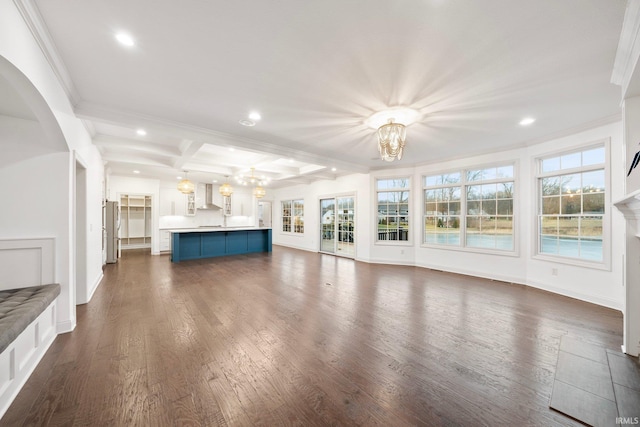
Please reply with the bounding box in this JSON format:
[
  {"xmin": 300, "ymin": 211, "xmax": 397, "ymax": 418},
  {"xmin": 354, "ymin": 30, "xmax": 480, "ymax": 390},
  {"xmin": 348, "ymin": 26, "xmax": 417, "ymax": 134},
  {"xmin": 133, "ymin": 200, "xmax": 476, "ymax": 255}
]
[
  {"xmin": 219, "ymin": 176, "xmax": 233, "ymax": 197},
  {"xmin": 377, "ymin": 119, "xmax": 406, "ymax": 162},
  {"xmin": 177, "ymin": 171, "xmax": 195, "ymax": 194},
  {"xmin": 235, "ymin": 167, "xmax": 268, "ymax": 198},
  {"xmin": 366, "ymin": 107, "xmax": 420, "ymax": 163},
  {"xmin": 253, "ymin": 186, "xmax": 266, "ymax": 199}
]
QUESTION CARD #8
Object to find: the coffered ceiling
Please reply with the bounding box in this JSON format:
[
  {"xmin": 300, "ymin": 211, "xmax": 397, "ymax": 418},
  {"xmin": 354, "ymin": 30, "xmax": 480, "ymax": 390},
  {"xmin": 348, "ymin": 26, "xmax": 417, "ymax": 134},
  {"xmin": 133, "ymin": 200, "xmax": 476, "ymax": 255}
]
[{"xmin": 18, "ymin": 0, "xmax": 627, "ymax": 187}]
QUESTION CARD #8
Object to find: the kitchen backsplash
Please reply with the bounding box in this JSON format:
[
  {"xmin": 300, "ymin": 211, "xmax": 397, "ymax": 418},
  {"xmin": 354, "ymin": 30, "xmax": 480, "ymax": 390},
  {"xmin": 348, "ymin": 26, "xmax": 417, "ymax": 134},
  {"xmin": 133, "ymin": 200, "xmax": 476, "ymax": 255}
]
[{"xmin": 159, "ymin": 209, "xmax": 255, "ymax": 229}]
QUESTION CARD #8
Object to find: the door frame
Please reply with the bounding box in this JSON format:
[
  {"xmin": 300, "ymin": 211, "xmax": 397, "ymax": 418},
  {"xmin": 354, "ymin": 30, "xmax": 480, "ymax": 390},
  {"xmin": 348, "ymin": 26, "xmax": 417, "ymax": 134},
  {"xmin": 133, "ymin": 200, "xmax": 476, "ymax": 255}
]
[{"xmin": 318, "ymin": 193, "xmax": 356, "ymax": 259}]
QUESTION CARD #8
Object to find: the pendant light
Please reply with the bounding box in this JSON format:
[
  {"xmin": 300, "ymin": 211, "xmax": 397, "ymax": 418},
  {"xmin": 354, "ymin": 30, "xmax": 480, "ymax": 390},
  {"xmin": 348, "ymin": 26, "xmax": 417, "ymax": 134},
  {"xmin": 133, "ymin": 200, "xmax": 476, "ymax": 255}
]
[
  {"xmin": 219, "ymin": 176, "xmax": 233, "ymax": 197},
  {"xmin": 177, "ymin": 171, "xmax": 195, "ymax": 194}
]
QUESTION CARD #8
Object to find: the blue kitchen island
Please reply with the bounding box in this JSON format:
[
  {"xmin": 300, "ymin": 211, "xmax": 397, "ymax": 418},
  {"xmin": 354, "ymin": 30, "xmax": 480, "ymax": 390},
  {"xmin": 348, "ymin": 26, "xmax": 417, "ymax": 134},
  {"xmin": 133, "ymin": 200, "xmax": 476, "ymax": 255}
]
[{"xmin": 170, "ymin": 227, "xmax": 272, "ymax": 263}]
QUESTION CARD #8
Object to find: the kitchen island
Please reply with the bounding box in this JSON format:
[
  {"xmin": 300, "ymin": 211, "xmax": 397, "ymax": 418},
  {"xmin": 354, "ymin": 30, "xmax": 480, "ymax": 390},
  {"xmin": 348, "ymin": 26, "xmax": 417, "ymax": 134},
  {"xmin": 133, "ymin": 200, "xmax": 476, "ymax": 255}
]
[{"xmin": 170, "ymin": 227, "xmax": 272, "ymax": 263}]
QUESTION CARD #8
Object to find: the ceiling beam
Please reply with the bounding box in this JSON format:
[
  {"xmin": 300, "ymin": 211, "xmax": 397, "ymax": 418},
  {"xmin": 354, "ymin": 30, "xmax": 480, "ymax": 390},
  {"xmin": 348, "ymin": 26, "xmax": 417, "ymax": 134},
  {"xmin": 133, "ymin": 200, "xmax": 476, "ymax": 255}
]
[
  {"xmin": 75, "ymin": 102, "xmax": 370, "ymax": 174},
  {"xmin": 94, "ymin": 135, "xmax": 181, "ymax": 157},
  {"xmin": 173, "ymin": 139, "xmax": 203, "ymax": 170}
]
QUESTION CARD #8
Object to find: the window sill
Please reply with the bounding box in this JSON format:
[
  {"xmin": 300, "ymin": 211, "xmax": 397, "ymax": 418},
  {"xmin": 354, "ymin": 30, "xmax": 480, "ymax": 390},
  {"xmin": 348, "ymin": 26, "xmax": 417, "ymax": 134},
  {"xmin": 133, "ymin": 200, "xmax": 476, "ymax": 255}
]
[
  {"xmin": 532, "ymin": 253, "xmax": 610, "ymax": 271},
  {"xmin": 420, "ymin": 243, "xmax": 520, "ymax": 257},
  {"xmin": 375, "ymin": 240, "xmax": 413, "ymax": 247}
]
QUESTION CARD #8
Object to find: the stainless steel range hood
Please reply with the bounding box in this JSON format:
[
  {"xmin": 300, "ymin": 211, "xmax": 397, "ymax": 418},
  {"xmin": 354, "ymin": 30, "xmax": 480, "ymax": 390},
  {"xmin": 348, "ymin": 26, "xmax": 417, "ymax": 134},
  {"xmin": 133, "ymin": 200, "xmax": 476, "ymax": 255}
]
[{"xmin": 198, "ymin": 184, "xmax": 222, "ymax": 210}]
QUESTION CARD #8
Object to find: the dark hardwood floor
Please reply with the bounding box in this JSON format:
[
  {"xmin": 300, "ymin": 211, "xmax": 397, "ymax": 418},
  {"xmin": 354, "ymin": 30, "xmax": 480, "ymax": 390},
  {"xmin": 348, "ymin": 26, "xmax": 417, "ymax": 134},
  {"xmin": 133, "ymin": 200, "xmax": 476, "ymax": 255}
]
[{"xmin": 2, "ymin": 246, "xmax": 623, "ymax": 426}]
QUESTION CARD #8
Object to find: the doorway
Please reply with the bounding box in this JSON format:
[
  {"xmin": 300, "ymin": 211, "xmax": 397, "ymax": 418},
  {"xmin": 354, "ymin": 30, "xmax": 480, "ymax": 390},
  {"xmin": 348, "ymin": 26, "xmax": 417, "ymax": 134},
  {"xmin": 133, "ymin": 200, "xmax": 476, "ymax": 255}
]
[
  {"xmin": 75, "ymin": 157, "xmax": 87, "ymax": 304},
  {"xmin": 320, "ymin": 195, "xmax": 355, "ymax": 257},
  {"xmin": 258, "ymin": 201, "xmax": 272, "ymax": 227}
]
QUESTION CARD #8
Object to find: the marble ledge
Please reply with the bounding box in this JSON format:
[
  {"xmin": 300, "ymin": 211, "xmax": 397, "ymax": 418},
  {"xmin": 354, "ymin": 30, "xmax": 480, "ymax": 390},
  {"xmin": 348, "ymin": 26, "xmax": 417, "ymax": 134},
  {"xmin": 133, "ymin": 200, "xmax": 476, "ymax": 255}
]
[{"xmin": 167, "ymin": 227, "xmax": 271, "ymax": 233}]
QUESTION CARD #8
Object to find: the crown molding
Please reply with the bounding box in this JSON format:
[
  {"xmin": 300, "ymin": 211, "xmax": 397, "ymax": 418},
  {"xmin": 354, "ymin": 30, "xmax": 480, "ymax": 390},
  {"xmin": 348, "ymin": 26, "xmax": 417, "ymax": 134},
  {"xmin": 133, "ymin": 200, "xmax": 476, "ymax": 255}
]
[
  {"xmin": 374, "ymin": 113, "xmax": 623, "ymax": 171},
  {"xmin": 611, "ymin": 0, "xmax": 640, "ymax": 97},
  {"xmin": 80, "ymin": 119, "xmax": 96, "ymax": 138},
  {"xmin": 521, "ymin": 113, "xmax": 622, "ymax": 147},
  {"xmin": 13, "ymin": 0, "xmax": 80, "ymax": 106}
]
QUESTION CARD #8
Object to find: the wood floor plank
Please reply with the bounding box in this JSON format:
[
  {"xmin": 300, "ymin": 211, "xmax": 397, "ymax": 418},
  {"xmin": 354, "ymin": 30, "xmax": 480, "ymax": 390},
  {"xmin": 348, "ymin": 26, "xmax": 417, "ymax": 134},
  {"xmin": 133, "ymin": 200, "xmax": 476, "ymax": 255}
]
[{"xmin": 1, "ymin": 247, "xmax": 623, "ymax": 426}]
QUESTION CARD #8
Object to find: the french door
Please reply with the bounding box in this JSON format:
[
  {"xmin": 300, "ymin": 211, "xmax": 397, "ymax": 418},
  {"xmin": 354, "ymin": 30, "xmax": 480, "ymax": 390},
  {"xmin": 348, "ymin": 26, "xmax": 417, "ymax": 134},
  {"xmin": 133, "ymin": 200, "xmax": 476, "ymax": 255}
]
[{"xmin": 320, "ymin": 195, "xmax": 355, "ymax": 257}]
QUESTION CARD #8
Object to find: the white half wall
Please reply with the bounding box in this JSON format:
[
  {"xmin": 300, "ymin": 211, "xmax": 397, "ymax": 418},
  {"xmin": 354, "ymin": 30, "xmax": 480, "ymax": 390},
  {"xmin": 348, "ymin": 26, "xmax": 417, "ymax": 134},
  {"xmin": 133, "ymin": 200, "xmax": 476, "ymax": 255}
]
[{"xmin": 0, "ymin": 238, "xmax": 55, "ymax": 289}]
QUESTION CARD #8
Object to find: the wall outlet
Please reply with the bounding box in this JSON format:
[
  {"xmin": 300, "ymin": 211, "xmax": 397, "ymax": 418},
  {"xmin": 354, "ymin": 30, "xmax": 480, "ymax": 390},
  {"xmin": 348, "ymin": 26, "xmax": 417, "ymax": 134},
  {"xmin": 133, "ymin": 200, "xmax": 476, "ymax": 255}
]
[{"xmin": 551, "ymin": 268, "xmax": 558, "ymax": 276}]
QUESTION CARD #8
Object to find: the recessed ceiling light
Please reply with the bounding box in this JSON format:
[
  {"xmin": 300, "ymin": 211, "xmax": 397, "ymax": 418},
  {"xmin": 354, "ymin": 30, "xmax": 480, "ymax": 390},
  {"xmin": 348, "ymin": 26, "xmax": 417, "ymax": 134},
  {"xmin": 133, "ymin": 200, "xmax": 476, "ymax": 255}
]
[
  {"xmin": 248, "ymin": 112, "xmax": 261, "ymax": 121},
  {"xmin": 288, "ymin": 159, "xmax": 294, "ymax": 163},
  {"xmin": 136, "ymin": 129, "xmax": 146, "ymax": 136},
  {"xmin": 212, "ymin": 179, "xmax": 218, "ymax": 183},
  {"xmin": 133, "ymin": 170, "xmax": 140, "ymax": 174},
  {"xmin": 519, "ymin": 117, "xmax": 536, "ymax": 126},
  {"xmin": 331, "ymin": 167, "xmax": 337, "ymax": 172},
  {"xmin": 228, "ymin": 148, "xmax": 235, "ymax": 152},
  {"xmin": 239, "ymin": 119, "xmax": 255, "ymax": 127},
  {"xmin": 177, "ymin": 176, "xmax": 182, "ymax": 180},
  {"xmin": 115, "ymin": 32, "xmax": 135, "ymax": 47}
]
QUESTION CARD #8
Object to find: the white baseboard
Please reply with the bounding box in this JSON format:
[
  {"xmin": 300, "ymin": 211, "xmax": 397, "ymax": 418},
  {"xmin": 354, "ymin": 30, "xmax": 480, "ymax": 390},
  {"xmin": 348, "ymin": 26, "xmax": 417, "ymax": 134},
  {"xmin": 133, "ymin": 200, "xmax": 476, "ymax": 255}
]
[
  {"xmin": 414, "ymin": 260, "xmax": 525, "ymax": 286},
  {"xmin": 272, "ymin": 243, "xmax": 316, "ymax": 253},
  {"xmin": 365, "ymin": 257, "xmax": 622, "ymax": 311},
  {"xmin": 87, "ymin": 270, "xmax": 104, "ymax": 302},
  {"xmin": 526, "ymin": 279, "xmax": 622, "ymax": 311},
  {"xmin": 82, "ymin": 271, "xmax": 103, "ymax": 305},
  {"xmin": 361, "ymin": 256, "xmax": 413, "ymax": 268},
  {"xmin": 56, "ymin": 319, "xmax": 75, "ymax": 334}
]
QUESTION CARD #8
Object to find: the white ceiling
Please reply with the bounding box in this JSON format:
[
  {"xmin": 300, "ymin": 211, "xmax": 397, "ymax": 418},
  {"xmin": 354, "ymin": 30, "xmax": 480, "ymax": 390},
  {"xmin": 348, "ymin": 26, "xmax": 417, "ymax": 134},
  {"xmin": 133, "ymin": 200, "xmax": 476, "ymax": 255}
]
[{"xmin": 25, "ymin": 0, "xmax": 627, "ymax": 188}]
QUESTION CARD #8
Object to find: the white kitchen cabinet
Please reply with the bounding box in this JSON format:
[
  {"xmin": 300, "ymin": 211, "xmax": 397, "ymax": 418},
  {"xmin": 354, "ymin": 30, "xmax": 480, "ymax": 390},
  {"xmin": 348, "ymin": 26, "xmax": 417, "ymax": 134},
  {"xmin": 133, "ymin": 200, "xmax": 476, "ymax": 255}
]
[
  {"xmin": 223, "ymin": 196, "xmax": 232, "ymax": 216},
  {"xmin": 195, "ymin": 183, "xmax": 206, "ymax": 208},
  {"xmin": 186, "ymin": 192, "xmax": 196, "ymax": 216},
  {"xmin": 232, "ymin": 191, "xmax": 253, "ymax": 216},
  {"xmin": 159, "ymin": 230, "xmax": 171, "ymax": 252}
]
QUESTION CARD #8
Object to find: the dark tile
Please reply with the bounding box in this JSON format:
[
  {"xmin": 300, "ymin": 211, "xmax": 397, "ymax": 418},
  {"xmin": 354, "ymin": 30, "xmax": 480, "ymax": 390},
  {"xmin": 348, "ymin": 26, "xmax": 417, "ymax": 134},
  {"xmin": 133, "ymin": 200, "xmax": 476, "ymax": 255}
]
[
  {"xmin": 614, "ymin": 384, "xmax": 640, "ymax": 419},
  {"xmin": 556, "ymin": 351, "xmax": 615, "ymax": 401},
  {"xmin": 550, "ymin": 380, "xmax": 619, "ymax": 427},
  {"xmin": 560, "ymin": 336, "xmax": 608, "ymax": 365},
  {"xmin": 608, "ymin": 352, "xmax": 640, "ymax": 392}
]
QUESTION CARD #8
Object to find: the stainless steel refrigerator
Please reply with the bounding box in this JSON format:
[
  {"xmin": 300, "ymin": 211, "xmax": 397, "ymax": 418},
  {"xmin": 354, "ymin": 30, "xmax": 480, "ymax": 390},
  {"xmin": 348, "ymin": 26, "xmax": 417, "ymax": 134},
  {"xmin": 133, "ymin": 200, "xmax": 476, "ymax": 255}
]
[{"xmin": 105, "ymin": 201, "xmax": 119, "ymax": 264}]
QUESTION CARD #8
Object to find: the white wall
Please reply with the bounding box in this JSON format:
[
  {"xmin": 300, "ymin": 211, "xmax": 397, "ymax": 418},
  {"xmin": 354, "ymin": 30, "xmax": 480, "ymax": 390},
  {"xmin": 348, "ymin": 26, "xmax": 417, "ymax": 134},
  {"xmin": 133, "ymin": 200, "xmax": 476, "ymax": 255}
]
[
  {"xmin": 0, "ymin": 0, "xmax": 105, "ymax": 329},
  {"xmin": 0, "ymin": 154, "xmax": 72, "ymax": 323},
  {"xmin": 624, "ymin": 96, "xmax": 640, "ymax": 193},
  {"xmin": 524, "ymin": 123, "xmax": 624, "ymax": 309},
  {"xmin": 272, "ymin": 122, "xmax": 625, "ymax": 311},
  {"xmin": 272, "ymin": 173, "xmax": 371, "ymax": 259}
]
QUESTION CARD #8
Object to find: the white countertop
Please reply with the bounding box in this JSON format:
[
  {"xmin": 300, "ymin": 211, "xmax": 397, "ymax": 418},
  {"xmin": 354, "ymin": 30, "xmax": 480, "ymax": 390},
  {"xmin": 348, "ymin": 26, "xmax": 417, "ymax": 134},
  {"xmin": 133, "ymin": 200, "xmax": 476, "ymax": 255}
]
[{"xmin": 168, "ymin": 227, "xmax": 271, "ymax": 233}]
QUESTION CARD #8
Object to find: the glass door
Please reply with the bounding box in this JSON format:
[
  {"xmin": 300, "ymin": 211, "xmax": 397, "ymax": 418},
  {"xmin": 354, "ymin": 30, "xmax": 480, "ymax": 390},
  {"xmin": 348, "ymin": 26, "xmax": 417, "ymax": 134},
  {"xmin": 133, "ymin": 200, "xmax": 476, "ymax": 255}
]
[
  {"xmin": 336, "ymin": 196, "xmax": 355, "ymax": 256},
  {"xmin": 320, "ymin": 196, "xmax": 355, "ymax": 257},
  {"xmin": 320, "ymin": 198, "xmax": 335, "ymax": 253}
]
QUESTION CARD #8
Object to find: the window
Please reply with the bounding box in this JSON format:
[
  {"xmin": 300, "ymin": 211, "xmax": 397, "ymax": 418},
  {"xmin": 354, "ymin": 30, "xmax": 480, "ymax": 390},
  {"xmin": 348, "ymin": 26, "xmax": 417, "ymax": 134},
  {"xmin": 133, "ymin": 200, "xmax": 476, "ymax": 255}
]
[
  {"xmin": 282, "ymin": 199, "xmax": 304, "ymax": 234},
  {"xmin": 424, "ymin": 173, "xmax": 461, "ymax": 245},
  {"xmin": 466, "ymin": 166, "xmax": 514, "ymax": 250},
  {"xmin": 423, "ymin": 164, "xmax": 515, "ymax": 251},
  {"xmin": 537, "ymin": 145, "xmax": 605, "ymax": 262},
  {"xmin": 377, "ymin": 178, "xmax": 410, "ymax": 241}
]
